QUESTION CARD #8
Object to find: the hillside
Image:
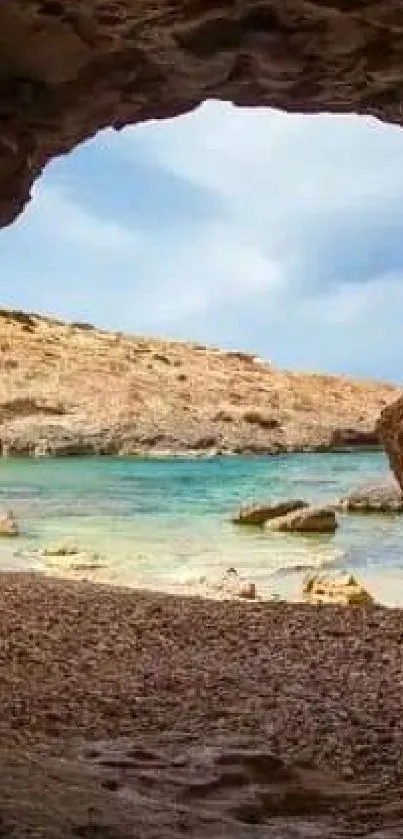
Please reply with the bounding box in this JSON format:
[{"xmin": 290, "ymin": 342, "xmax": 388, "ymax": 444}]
[{"xmin": 0, "ymin": 309, "xmax": 398, "ymax": 457}]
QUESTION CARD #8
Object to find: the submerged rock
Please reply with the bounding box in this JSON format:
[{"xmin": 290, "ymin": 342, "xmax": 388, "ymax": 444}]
[
  {"xmin": 266, "ymin": 506, "xmax": 337, "ymax": 534},
  {"xmin": 232, "ymin": 499, "xmax": 307, "ymax": 526},
  {"xmin": 43, "ymin": 550, "xmax": 105, "ymax": 571},
  {"xmin": 339, "ymin": 481, "xmax": 403, "ymax": 513},
  {"xmin": 42, "ymin": 542, "xmax": 80, "ymax": 557},
  {"xmin": 303, "ymin": 572, "xmax": 374, "ymax": 606},
  {"xmin": 22, "ymin": 543, "xmax": 107, "ymax": 572},
  {"xmin": 0, "ymin": 509, "xmax": 19, "ymax": 537}
]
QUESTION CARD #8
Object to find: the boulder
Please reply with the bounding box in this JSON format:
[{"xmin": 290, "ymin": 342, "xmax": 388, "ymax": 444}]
[
  {"xmin": 0, "ymin": 509, "xmax": 19, "ymax": 537},
  {"xmin": 232, "ymin": 499, "xmax": 308, "ymax": 526},
  {"xmin": 339, "ymin": 480, "xmax": 403, "ymax": 513},
  {"xmin": 266, "ymin": 506, "xmax": 337, "ymax": 534},
  {"xmin": 303, "ymin": 572, "xmax": 374, "ymax": 606}
]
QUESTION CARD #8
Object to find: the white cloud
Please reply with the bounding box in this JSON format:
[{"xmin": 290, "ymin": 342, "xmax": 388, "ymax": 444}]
[
  {"xmin": 30, "ymin": 182, "xmax": 142, "ymax": 254},
  {"xmin": 2, "ymin": 101, "xmax": 403, "ymax": 380}
]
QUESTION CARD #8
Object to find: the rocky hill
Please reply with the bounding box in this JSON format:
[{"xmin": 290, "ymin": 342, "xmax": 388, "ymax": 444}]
[{"xmin": 0, "ymin": 309, "xmax": 398, "ymax": 457}]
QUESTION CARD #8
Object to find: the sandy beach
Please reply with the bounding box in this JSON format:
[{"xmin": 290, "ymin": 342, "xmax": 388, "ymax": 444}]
[{"xmin": 0, "ymin": 571, "xmax": 401, "ymax": 837}]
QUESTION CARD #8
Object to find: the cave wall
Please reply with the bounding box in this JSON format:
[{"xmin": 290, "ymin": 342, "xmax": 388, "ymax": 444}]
[
  {"xmin": 377, "ymin": 399, "xmax": 403, "ymax": 491},
  {"xmin": 2, "ymin": 0, "xmax": 403, "ymax": 227}
]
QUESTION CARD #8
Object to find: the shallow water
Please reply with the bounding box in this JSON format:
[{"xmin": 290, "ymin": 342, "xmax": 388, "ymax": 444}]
[{"xmin": 0, "ymin": 452, "xmax": 402, "ymax": 604}]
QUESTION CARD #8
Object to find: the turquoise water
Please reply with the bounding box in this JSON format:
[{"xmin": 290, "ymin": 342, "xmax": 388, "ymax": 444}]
[{"xmin": 0, "ymin": 452, "xmax": 402, "ymax": 604}]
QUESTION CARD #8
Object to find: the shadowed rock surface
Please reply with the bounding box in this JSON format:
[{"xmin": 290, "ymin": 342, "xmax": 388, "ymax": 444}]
[
  {"xmin": 0, "ymin": 573, "xmax": 402, "ymax": 836},
  {"xmin": 2, "ymin": 0, "xmax": 403, "ymax": 226},
  {"xmin": 0, "ymin": 309, "xmax": 396, "ymax": 456},
  {"xmin": 378, "ymin": 400, "xmax": 403, "ymax": 492}
]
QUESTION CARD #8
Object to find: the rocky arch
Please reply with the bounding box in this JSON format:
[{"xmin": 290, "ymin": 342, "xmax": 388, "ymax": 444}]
[{"xmin": 0, "ymin": 0, "xmax": 403, "ymax": 478}]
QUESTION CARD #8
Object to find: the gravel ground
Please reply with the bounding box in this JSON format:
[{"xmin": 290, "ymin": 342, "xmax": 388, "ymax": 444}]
[{"xmin": 0, "ymin": 572, "xmax": 402, "ymax": 838}]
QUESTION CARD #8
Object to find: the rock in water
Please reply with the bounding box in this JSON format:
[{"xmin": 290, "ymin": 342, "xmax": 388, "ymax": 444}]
[
  {"xmin": 42, "ymin": 542, "xmax": 80, "ymax": 557},
  {"xmin": 266, "ymin": 506, "xmax": 337, "ymax": 534},
  {"xmin": 0, "ymin": 509, "xmax": 19, "ymax": 537},
  {"xmin": 303, "ymin": 572, "xmax": 374, "ymax": 606},
  {"xmin": 339, "ymin": 480, "xmax": 403, "ymax": 513},
  {"xmin": 232, "ymin": 499, "xmax": 308, "ymax": 525}
]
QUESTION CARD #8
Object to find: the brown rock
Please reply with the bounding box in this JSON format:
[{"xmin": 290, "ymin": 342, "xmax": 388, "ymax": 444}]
[
  {"xmin": 330, "ymin": 427, "xmax": 379, "ymax": 449},
  {"xmin": 303, "ymin": 572, "xmax": 374, "ymax": 606},
  {"xmin": 266, "ymin": 506, "xmax": 337, "ymax": 534},
  {"xmin": 232, "ymin": 499, "xmax": 308, "ymax": 526},
  {"xmin": 377, "ymin": 398, "xmax": 403, "ymax": 491},
  {"xmin": 0, "ymin": 2, "xmax": 403, "ymax": 227},
  {"xmin": 340, "ymin": 481, "xmax": 403, "ymax": 513},
  {"xmin": 0, "ymin": 509, "xmax": 19, "ymax": 537},
  {"xmin": 238, "ymin": 581, "xmax": 257, "ymax": 600}
]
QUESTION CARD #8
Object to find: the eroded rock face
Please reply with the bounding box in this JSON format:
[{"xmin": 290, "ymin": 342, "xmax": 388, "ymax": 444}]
[
  {"xmin": 0, "ymin": 310, "xmax": 396, "ymax": 457},
  {"xmin": 2, "ymin": 0, "xmax": 403, "ymax": 226},
  {"xmin": 377, "ymin": 398, "xmax": 403, "ymax": 491}
]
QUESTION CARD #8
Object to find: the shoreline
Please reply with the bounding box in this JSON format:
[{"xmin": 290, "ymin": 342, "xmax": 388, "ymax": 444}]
[
  {"xmin": 0, "ymin": 570, "xmax": 402, "ymax": 837},
  {"xmin": 0, "ymin": 445, "xmax": 385, "ymax": 459}
]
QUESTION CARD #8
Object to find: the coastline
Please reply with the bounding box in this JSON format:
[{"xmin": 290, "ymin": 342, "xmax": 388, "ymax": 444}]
[
  {"xmin": 1, "ymin": 450, "xmax": 401, "ymax": 610},
  {"xmin": 0, "ymin": 444, "xmax": 385, "ymax": 459},
  {"xmin": 0, "ymin": 570, "xmax": 402, "ymax": 837},
  {"xmin": 0, "ymin": 309, "xmax": 396, "ymax": 459}
]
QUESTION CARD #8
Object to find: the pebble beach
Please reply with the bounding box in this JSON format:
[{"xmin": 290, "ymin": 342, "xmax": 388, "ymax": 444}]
[{"xmin": 0, "ymin": 571, "xmax": 403, "ymax": 838}]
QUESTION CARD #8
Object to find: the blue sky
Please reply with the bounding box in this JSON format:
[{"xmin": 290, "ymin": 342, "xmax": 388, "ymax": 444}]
[{"xmin": 1, "ymin": 100, "xmax": 403, "ymax": 381}]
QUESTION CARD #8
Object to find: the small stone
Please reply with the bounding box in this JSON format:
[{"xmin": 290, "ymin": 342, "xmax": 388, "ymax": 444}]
[
  {"xmin": 238, "ymin": 581, "xmax": 257, "ymax": 600},
  {"xmin": 0, "ymin": 509, "xmax": 19, "ymax": 537}
]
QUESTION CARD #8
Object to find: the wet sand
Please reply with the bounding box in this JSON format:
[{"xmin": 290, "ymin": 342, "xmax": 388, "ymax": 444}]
[{"xmin": 0, "ymin": 571, "xmax": 402, "ymax": 837}]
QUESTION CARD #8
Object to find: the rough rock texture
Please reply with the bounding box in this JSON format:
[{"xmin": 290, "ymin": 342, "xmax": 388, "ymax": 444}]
[
  {"xmin": 266, "ymin": 505, "xmax": 338, "ymax": 533},
  {"xmin": 339, "ymin": 480, "xmax": 403, "ymax": 513},
  {"xmin": 2, "ymin": 0, "xmax": 403, "ymax": 227},
  {"xmin": 377, "ymin": 399, "xmax": 403, "ymax": 491},
  {"xmin": 0, "ymin": 573, "xmax": 403, "ymax": 837},
  {"xmin": 232, "ymin": 498, "xmax": 307, "ymax": 525},
  {"xmin": 303, "ymin": 572, "xmax": 374, "ymax": 606},
  {"xmin": 0, "ymin": 309, "xmax": 397, "ymax": 456}
]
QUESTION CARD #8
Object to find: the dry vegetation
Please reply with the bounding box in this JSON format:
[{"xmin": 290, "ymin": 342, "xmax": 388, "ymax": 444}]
[{"xmin": 0, "ymin": 309, "xmax": 397, "ymax": 456}]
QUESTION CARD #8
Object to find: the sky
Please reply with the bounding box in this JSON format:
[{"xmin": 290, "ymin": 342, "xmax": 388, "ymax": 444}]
[{"xmin": 1, "ymin": 100, "xmax": 403, "ymax": 381}]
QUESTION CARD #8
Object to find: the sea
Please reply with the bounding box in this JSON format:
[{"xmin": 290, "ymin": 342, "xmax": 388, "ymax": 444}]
[{"xmin": 0, "ymin": 451, "xmax": 402, "ymax": 606}]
